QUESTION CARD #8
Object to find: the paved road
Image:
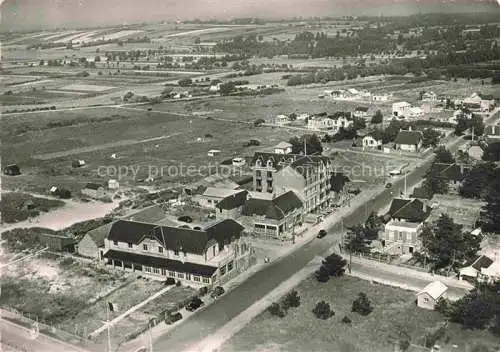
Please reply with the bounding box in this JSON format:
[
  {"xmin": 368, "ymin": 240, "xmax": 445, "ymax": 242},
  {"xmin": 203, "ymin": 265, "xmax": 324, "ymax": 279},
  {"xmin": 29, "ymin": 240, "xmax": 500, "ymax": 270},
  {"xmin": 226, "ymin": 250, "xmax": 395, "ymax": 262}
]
[
  {"xmin": 151, "ymin": 109, "xmax": 500, "ymax": 352},
  {"xmin": 151, "ymin": 154, "xmax": 440, "ymax": 351},
  {"xmin": 0, "ymin": 319, "xmax": 89, "ymax": 352}
]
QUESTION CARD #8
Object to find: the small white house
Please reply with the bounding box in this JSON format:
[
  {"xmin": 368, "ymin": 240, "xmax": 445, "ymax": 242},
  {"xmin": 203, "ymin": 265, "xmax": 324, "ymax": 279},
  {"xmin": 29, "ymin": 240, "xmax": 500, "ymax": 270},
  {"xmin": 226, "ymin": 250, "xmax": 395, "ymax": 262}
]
[
  {"xmin": 296, "ymin": 113, "xmax": 310, "ymax": 121},
  {"xmin": 209, "ymin": 83, "xmax": 221, "ymax": 92},
  {"xmin": 416, "ymin": 281, "xmax": 448, "ymax": 310},
  {"xmin": 207, "ymin": 149, "xmax": 221, "ymax": 157},
  {"xmin": 274, "ymin": 114, "xmax": 290, "ymax": 126},
  {"xmin": 108, "ymin": 179, "xmax": 119, "ymax": 190},
  {"xmin": 372, "ymin": 94, "xmax": 390, "ymax": 102},
  {"xmin": 362, "ymin": 134, "xmax": 383, "ymax": 149}
]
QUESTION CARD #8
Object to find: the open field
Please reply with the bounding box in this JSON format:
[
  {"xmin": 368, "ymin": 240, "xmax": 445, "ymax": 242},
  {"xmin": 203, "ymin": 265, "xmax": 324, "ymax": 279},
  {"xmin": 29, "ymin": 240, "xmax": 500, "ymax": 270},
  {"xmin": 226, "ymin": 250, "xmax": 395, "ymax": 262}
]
[
  {"xmin": 220, "ymin": 276, "xmax": 500, "ymax": 352},
  {"xmin": 59, "ymin": 83, "xmax": 116, "ymax": 92},
  {"xmin": 2, "ymin": 105, "xmax": 297, "ymax": 193}
]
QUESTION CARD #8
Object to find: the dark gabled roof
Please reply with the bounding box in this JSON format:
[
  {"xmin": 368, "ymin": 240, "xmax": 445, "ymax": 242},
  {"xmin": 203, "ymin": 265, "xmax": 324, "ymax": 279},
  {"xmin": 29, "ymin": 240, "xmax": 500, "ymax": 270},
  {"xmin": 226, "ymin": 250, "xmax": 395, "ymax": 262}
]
[
  {"xmin": 471, "ymin": 255, "xmax": 494, "ymax": 271},
  {"xmin": 477, "ymin": 93, "xmax": 494, "ymax": 100},
  {"xmin": 204, "ymin": 219, "xmax": 245, "ymax": 245},
  {"xmin": 411, "ymin": 186, "xmax": 433, "ymax": 200},
  {"xmin": 84, "ymin": 183, "xmax": 103, "ymax": 190},
  {"xmin": 216, "ymin": 190, "xmax": 248, "ymax": 210},
  {"xmin": 107, "ymin": 219, "xmax": 243, "ymax": 255},
  {"xmin": 355, "ymin": 106, "xmax": 369, "ymax": 112},
  {"xmin": 394, "ymin": 130, "xmax": 423, "ymax": 146},
  {"xmin": 388, "ymin": 198, "xmax": 427, "ymax": 222},
  {"xmin": 330, "ymin": 172, "xmax": 350, "ymax": 193},
  {"xmin": 272, "ymin": 191, "xmax": 304, "ymax": 214},
  {"xmin": 433, "ymin": 163, "xmax": 469, "ymax": 182},
  {"xmin": 103, "ymin": 250, "xmax": 217, "ymax": 277},
  {"xmin": 84, "ymin": 222, "xmax": 113, "ymax": 247},
  {"xmin": 242, "ymin": 191, "xmax": 303, "ymax": 220}
]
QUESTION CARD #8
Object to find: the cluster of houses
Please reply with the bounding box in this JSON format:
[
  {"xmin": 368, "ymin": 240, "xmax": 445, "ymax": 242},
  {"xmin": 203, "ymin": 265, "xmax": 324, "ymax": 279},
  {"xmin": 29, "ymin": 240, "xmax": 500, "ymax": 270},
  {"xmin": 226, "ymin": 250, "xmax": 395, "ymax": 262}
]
[
  {"xmin": 324, "ymin": 88, "xmax": 392, "ymax": 102},
  {"xmin": 74, "ymin": 141, "xmax": 347, "ymax": 288}
]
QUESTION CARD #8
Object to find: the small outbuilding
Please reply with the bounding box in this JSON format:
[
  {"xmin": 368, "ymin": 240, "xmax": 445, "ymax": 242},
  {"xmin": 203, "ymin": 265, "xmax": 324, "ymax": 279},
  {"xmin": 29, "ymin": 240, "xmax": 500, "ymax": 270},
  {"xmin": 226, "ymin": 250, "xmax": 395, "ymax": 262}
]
[
  {"xmin": 416, "ymin": 281, "xmax": 448, "ymax": 310},
  {"xmin": 108, "ymin": 179, "xmax": 119, "ymax": 190}
]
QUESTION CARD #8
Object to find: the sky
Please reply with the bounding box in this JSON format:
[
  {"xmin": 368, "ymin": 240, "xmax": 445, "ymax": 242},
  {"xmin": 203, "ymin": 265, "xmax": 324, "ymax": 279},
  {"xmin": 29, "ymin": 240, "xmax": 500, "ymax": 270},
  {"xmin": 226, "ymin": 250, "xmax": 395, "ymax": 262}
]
[{"xmin": 1, "ymin": 0, "xmax": 499, "ymax": 31}]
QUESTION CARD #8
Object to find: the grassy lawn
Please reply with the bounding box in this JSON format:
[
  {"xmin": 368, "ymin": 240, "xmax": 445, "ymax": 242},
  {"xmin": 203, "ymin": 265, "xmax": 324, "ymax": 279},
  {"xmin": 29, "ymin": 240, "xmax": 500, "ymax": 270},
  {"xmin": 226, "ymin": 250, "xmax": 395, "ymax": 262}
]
[
  {"xmin": 0, "ymin": 192, "xmax": 65, "ymax": 223},
  {"xmin": 220, "ymin": 276, "xmax": 499, "ymax": 352}
]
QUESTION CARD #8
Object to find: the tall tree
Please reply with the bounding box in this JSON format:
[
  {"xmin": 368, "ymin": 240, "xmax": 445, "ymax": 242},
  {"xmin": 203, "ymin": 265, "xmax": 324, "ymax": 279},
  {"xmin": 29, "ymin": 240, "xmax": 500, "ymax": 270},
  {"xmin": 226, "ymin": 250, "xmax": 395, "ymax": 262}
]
[
  {"xmin": 459, "ymin": 163, "xmax": 496, "ymax": 199},
  {"xmin": 421, "ymin": 214, "xmax": 480, "ymax": 270},
  {"xmin": 481, "ymin": 175, "xmax": 500, "ymax": 233},
  {"xmin": 470, "ymin": 115, "xmax": 485, "ymax": 137},
  {"xmin": 434, "ymin": 146, "xmax": 455, "ymax": 164},
  {"xmin": 344, "ymin": 225, "xmax": 371, "ymax": 254},
  {"xmin": 289, "ymin": 134, "xmax": 323, "ymax": 155}
]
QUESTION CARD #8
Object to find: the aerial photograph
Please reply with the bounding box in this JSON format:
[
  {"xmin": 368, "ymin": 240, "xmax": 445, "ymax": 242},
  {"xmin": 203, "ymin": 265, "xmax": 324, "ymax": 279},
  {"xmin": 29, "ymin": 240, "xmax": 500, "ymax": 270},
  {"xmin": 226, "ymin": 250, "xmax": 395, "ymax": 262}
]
[{"xmin": 0, "ymin": 0, "xmax": 499, "ymax": 351}]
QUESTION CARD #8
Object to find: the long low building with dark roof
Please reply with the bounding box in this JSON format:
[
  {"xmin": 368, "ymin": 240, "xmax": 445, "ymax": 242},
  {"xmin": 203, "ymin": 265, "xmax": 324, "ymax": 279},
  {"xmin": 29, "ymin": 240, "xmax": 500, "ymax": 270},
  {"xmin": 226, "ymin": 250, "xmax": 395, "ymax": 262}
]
[{"xmin": 102, "ymin": 218, "xmax": 253, "ymax": 286}]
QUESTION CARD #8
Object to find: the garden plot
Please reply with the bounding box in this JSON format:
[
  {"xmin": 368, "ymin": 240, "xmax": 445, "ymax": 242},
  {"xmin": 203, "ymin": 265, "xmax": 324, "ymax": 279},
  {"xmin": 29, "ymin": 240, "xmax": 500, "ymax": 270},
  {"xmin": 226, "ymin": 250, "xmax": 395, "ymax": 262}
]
[
  {"xmin": 0, "ymin": 256, "xmax": 129, "ymax": 329},
  {"xmin": 60, "ymin": 83, "xmax": 116, "ymax": 92},
  {"xmin": 94, "ymin": 286, "xmax": 197, "ymax": 347}
]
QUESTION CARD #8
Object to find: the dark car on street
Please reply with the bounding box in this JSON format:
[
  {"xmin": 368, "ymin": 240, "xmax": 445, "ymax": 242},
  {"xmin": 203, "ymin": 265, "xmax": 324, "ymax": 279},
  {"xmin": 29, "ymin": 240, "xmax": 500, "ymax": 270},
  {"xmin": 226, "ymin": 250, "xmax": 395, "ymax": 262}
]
[
  {"xmin": 385, "ymin": 183, "xmax": 393, "ymax": 189},
  {"xmin": 186, "ymin": 297, "xmax": 204, "ymax": 312},
  {"xmin": 178, "ymin": 215, "xmax": 193, "ymax": 223},
  {"xmin": 316, "ymin": 229, "xmax": 327, "ymax": 238},
  {"xmin": 210, "ymin": 286, "xmax": 225, "ymax": 299},
  {"xmin": 165, "ymin": 312, "xmax": 183, "ymax": 325}
]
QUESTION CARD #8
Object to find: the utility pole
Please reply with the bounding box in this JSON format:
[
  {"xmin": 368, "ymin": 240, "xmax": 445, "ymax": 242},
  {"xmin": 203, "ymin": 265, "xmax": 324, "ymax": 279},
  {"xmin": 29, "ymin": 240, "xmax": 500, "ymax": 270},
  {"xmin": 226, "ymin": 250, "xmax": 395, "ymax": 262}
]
[
  {"xmin": 304, "ymin": 137, "xmax": 307, "ymax": 156},
  {"xmin": 106, "ymin": 304, "xmax": 112, "ymax": 352},
  {"xmin": 404, "ymin": 171, "xmax": 407, "ymax": 198}
]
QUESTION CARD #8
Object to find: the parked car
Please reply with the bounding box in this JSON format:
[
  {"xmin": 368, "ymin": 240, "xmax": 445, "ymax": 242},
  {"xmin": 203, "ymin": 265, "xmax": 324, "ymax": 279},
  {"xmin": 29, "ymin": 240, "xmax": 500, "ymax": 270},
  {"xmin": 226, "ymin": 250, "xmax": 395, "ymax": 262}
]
[
  {"xmin": 178, "ymin": 215, "xmax": 193, "ymax": 223},
  {"xmin": 210, "ymin": 286, "xmax": 225, "ymax": 299},
  {"xmin": 164, "ymin": 277, "xmax": 176, "ymax": 286},
  {"xmin": 385, "ymin": 183, "xmax": 393, "ymax": 189},
  {"xmin": 316, "ymin": 229, "xmax": 327, "ymax": 239},
  {"xmin": 165, "ymin": 312, "xmax": 183, "ymax": 325},
  {"xmin": 186, "ymin": 297, "xmax": 204, "ymax": 312}
]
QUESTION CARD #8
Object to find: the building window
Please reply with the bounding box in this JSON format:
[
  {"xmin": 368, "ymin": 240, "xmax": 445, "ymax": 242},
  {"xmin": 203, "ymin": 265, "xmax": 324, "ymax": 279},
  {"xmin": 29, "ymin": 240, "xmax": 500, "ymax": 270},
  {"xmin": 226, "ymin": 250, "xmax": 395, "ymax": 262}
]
[
  {"xmin": 153, "ymin": 267, "xmax": 160, "ymax": 274},
  {"xmin": 128, "ymin": 243, "xmax": 133, "ymax": 248},
  {"xmin": 185, "ymin": 273, "xmax": 191, "ymax": 280},
  {"xmin": 193, "ymin": 276, "xmax": 201, "ymax": 282},
  {"xmin": 266, "ymin": 171, "xmax": 272, "ymax": 178},
  {"xmin": 256, "ymin": 179, "xmax": 262, "ymax": 187},
  {"xmin": 177, "ymin": 272, "xmax": 184, "ymax": 279},
  {"xmin": 174, "ymin": 249, "xmax": 179, "ymax": 256},
  {"xmin": 228, "ymin": 261, "xmax": 234, "ymax": 271},
  {"xmin": 161, "ymin": 268, "xmax": 167, "ymax": 276},
  {"xmin": 220, "ymin": 265, "xmax": 226, "ymax": 276},
  {"xmin": 144, "ymin": 267, "xmax": 152, "ymax": 273},
  {"xmin": 169, "ymin": 271, "xmax": 175, "ymax": 277},
  {"xmin": 256, "ymin": 170, "xmax": 261, "ymax": 177},
  {"xmin": 113, "ymin": 241, "xmax": 118, "ymax": 246},
  {"xmin": 158, "ymin": 246, "xmax": 163, "ymax": 253},
  {"xmin": 202, "ymin": 277, "xmax": 210, "ymax": 284},
  {"xmin": 424, "ymin": 297, "xmax": 429, "ymax": 303},
  {"xmin": 143, "ymin": 244, "xmax": 148, "ymax": 251}
]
